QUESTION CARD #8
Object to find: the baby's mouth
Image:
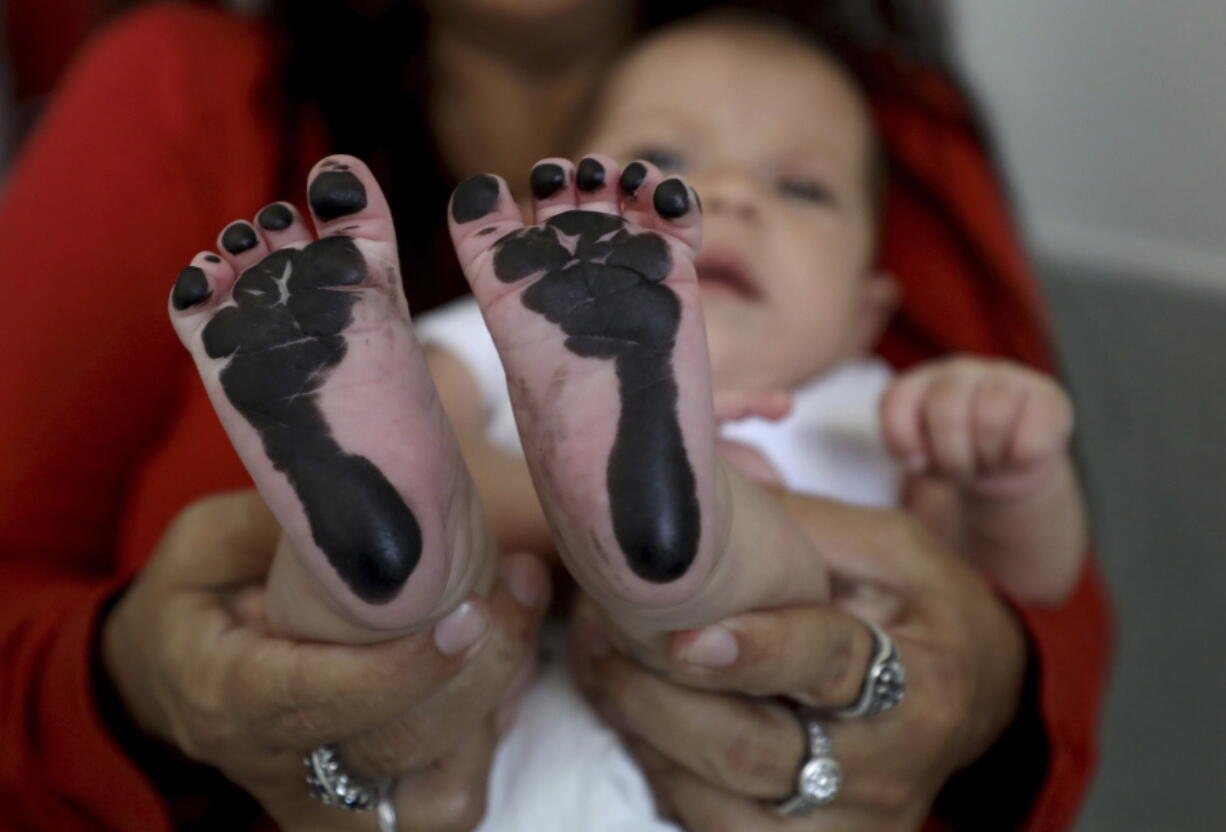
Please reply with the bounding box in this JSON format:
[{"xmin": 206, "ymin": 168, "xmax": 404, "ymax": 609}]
[{"xmin": 694, "ymin": 251, "xmax": 761, "ymax": 300}]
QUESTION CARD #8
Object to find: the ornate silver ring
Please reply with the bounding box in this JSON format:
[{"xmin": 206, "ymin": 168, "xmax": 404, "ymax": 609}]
[
  {"xmin": 304, "ymin": 744, "xmax": 393, "ymax": 818},
  {"xmin": 774, "ymin": 716, "xmax": 842, "ymax": 817},
  {"xmin": 829, "ymin": 621, "xmax": 906, "ymax": 719}
]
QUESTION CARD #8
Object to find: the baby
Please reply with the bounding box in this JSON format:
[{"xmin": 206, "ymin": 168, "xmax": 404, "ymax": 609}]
[
  {"xmin": 423, "ymin": 10, "xmax": 1087, "ymax": 612},
  {"xmin": 415, "ymin": 13, "xmax": 1091, "ymax": 827}
]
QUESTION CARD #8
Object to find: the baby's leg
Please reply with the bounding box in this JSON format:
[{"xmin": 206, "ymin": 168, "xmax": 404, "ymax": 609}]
[
  {"xmin": 169, "ymin": 156, "xmax": 491, "ymax": 642},
  {"xmin": 448, "ymin": 157, "xmax": 823, "ymax": 633}
]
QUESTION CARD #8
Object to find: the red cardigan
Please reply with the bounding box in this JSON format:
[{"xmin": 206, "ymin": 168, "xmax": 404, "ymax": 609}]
[{"xmin": 0, "ymin": 6, "xmax": 1111, "ymax": 830}]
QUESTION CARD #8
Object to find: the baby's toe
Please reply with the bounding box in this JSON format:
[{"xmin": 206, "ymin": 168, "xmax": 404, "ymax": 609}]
[
  {"xmin": 168, "ymin": 250, "xmax": 236, "ymax": 340},
  {"xmin": 448, "ymin": 174, "xmax": 526, "ymax": 286},
  {"xmin": 217, "ymin": 220, "xmax": 270, "ymax": 273},
  {"xmin": 620, "ymin": 161, "xmax": 703, "ymax": 257},
  {"xmin": 255, "ymin": 201, "xmax": 311, "ymax": 249},
  {"xmin": 528, "ymin": 158, "xmax": 577, "ymax": 223},
  {"xmin": 307, "ymin": 155, "xmax": 395, "ymax": 249},
  {"xmin": 574, "ymin": 154, "xmax": 621, "ymax": 215}
]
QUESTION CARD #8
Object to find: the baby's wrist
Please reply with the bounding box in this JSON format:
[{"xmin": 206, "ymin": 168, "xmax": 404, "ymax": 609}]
[{"xmin": 962, "ymin": 454, "xmax": 1071, "ymax": 506}]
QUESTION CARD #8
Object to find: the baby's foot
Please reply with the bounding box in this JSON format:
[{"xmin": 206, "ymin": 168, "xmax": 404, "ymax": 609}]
[
  {"xmin": 449, "ymin": 156, "xmax": 738, "ymax": 627},
  {"xmin": 170, "ymin": 156, "xmax": 489, "ymax": 641}
]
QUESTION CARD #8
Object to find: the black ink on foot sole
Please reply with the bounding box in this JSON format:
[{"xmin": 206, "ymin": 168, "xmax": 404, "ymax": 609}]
[
  {"xmin": 620, "ymin": 162, "xmax": 647, "ymax": 196},
  {"xmin": 530, "ymin": 163, "xmax": 567, "ymax": 200},
  {"xmin": 201, "ymin": 237, "xmax": 421, "ymax": 603},
  {"xmin": 257, "ymin": 203, "xmax": 294, "ymax": 231},
  {"xmin": 492, "ymin": 211, "xmax": 699, "ymax": 582},
  {"xmin": 309, "ymin": 172, "xmax": 368, "ymax": 221},
  {"xmin": 452, "ymin": 174, "xmax": 501, "ymax": 223},
  {"xmin": 222, "ymin": 222, "xmax": 258, "ymax": 254},
  {"xmin": 576, "ymin": 158, "xmax": 606, "ymax": 192},
  {"xmin": 653, "ymin": 179, "xmax": 690, "ymax": 219},
  {"xmin": 172, "ymin": 266, "xmax": 211, "ymax": 310}
]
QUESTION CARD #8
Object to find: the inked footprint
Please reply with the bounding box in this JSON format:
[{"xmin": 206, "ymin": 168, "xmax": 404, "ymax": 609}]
[
  {"xmin": 199, "ymin": 236, "xmax": 420, "ymax": 602},
  {"xmin": 498, "ymin": 210, "xmax": 697, "ymax": 582},
  {"xmin": 450, "ymin": 156, "xmax": 721, "ymax": 614},
  {"xmin": 171, "ymin": 157, "xmax": 487, "ymax": 634}
]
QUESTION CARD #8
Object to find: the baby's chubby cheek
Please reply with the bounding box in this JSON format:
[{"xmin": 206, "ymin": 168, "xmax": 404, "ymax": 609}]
[
  {"xmin": 702, "ymin": 299, "xmax": 782, "ymax": 391},
  {"xmin": 702, "ymin": 297, "xmax": 853, "ymax": 394}
]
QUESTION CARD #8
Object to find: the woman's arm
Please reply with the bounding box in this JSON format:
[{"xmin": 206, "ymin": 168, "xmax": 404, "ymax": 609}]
[
  {"xmin": 933, "ymin": 562, "xmax": 1111, "ymax": 832},
  {"xmin": 0, "ymin": 8, "xmax": 277, "ymax": 826}
]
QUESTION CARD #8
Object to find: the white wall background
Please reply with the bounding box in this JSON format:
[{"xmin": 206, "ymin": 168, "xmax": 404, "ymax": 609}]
[{"xmin": 951, "ymin": 0, "xmax": 1226, "ymax": 284}]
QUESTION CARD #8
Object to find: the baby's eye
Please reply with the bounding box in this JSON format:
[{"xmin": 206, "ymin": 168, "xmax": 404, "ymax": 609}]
[
  {"xmin": 632, "ymin": 148, "xmax": 685, "ymax": 172},
  {"xmin": 778, "ymin": 178, "xmax": 833, "ymax": 204}
]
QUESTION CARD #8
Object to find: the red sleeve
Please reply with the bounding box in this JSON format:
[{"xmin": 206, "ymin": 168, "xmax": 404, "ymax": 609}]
[
  {"xmin": 0, "ymin": 7, "xmax": 278, "ymax": 829},
  {"xmin": 1009, "ymin": 565, "xmax": 1113, "ymax": 831},
  {"xmin": 870, "ymin": 71, "xmax": 1114, "ymax": 831},
  {"xmin": 5, "ymin": 0, "xmax": 104, "ymax": 103}
]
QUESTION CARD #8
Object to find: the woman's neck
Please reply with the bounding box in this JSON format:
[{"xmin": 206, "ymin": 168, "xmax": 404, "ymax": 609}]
[{"xmin": 425, "ymin": 3, "xmax": 634, "ymax": 192}]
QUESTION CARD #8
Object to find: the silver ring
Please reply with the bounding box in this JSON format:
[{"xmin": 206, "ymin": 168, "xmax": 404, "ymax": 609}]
[
  {"xmin": 828, "ymin": 621, "xmax": 906, "ymax": 719},
  {"xmin": 304, "ymin": 745, "xmax": 394, "ymax": 817},
  {"xmin": 376, "ymin": 786, "xmax": 398, "ymax": 832},
  {"xmin": 774, "ymin": 715, "xmax": 842, "ymax": 816}
]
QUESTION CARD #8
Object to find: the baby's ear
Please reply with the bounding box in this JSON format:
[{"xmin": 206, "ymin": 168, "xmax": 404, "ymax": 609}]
[{"xmin": 851, "ymin": 269, "xmax": 900, "ymax": 353}]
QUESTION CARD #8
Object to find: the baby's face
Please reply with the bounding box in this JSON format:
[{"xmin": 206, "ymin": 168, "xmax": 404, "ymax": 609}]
[{"xmin": 586, "ymin": 22, "xmax": 895, "ymax": 393}]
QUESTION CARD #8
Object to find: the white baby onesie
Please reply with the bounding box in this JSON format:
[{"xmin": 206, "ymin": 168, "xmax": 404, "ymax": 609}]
[{"xmin": 414, "ymin": 296, "xmax": 900, "ymax": 831}]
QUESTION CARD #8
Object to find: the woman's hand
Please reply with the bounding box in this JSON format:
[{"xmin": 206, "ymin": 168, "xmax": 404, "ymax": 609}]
[
  {"xmin": 102, "ymin": 490, "xmax": 550, "ymax": 831},
  {"xmin": 571, "ymin": 496, "xmax": 1027, "ymax": 831}
]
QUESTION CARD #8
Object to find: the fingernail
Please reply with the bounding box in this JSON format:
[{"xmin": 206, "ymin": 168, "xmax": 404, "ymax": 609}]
[
  {"xmin": 679, "ymin": 625, "xmax": 739, "ymax": 668},
  {"xmin": 433, "ymin": 600, "xmax": 488, "ymax": 655},
  {"xmin": 500, "ymin": 555, "xmax": 549, "ymax": 609}
]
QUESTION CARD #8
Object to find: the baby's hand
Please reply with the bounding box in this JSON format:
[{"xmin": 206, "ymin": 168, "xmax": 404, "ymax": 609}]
[{"xmin": 880, "ymin": 357, "xmax": 1073, "ymax": 500}]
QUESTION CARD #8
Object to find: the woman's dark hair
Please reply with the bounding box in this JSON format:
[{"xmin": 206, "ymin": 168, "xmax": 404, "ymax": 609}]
[{"xmin": 274, "ymin": 0, "xmax": 963, "ymax": 311}]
